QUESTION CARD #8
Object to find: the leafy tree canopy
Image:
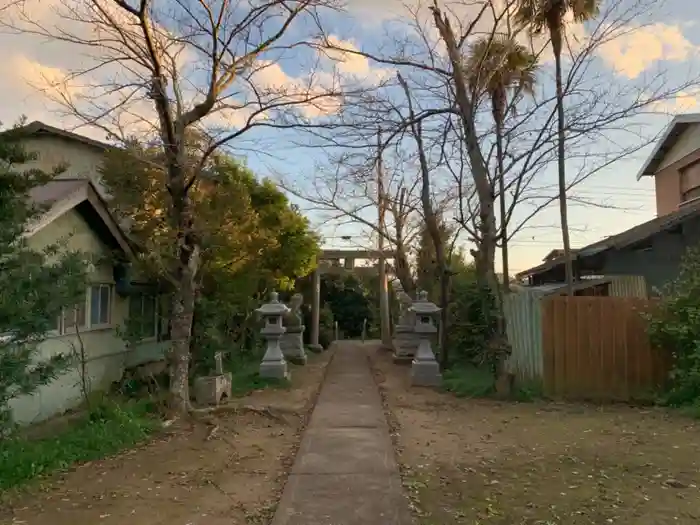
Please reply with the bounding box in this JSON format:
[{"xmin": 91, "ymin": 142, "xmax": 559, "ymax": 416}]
[{"xmin": 100, "ymin": 140, "xmax": 319, "ymax": 290}]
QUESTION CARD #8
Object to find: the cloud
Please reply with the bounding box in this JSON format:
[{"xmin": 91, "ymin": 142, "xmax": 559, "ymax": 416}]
[
  {"xmin": 318, "ymin": 36, "xmax": 394, "ymax": 83},
  {"xmin": 597, "ymin": 23, "xmax": 695, "ymax": 79},
  {"xmin": 0, "ymin": 0, "xmax": 350, "ymax": 140}
]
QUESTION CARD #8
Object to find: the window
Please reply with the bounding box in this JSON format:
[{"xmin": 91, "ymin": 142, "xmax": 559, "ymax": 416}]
[
  {"xmin": 90, "ymin": 284, "xmax": 111, "ymax": 326},
  {"xmin": 58, "ymin": 300, "xmax": 87, "ymax": 333},
  {"xmin": 49, "ymin": 284, "xmax": 112, "ymax": 336},
  {"xmin": 129, "ymin": 294, "xmax": 158, "ymax": 339},
  {"xmin": 680, "ymin": 161, "xmax": 700, "ymax": 203},
  {"xmin": 683, "ymin": 186, "xmax": 700, "ymax": 203}
]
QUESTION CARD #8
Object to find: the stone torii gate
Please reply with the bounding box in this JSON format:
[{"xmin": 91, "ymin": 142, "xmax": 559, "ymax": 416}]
[{"xmin": 308, "ymin": 248, "xmax": 394, "ymax": 350}]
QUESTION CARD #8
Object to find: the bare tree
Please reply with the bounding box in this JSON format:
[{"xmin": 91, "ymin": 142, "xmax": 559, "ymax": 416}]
[
  {"xmin": 7, "ymin": 0, "xmax": 347, "ymax": 414},
  {"xmin": 280, "ymin": 145, "xmax": 424, "ymax": 293},
  {"xmin": 396, "ymin": 71, "xmax": 452, "ymax": 365},
  {"xmin": 292, "ymin": 0, "xmax": 699, "ymax": 382}
]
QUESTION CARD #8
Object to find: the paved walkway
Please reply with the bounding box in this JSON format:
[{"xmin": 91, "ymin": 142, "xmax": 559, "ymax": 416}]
[{"xmin": 271, "ymin": 341, "xmax": 412, "ymax": 525}]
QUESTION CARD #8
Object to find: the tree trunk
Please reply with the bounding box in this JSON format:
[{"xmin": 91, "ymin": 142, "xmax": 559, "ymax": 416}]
[
  {"xmin": 550, "ymin": 22, "xmax": 574, "ymax": 296},
  {"xmin": 393, "ymin": 244, "xmax": 414, "ymax": 295},
  {"xmin": 167, "ymin": 165, "xmax": 200, "ymax": 414},
  {"xmin": 397, "ymin": 69, "xmax": 451, "ymax": 368},
  {"xmin": 493, "ymin": 91, "xmax": 510, "ymax": 293},
  {"xmin": 438, "ymin": 263, "xmax": 450, "ymax": 368},
  {"xmin": 430, "ymin": 5, "xmax": 509, "ymax": 373}
]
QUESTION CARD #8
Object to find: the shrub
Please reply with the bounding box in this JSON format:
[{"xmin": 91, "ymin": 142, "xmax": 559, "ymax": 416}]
[
  {"xmin": 646, "ymin": 245, "xmax": 700, "ymax": 407},
  {"xmin": 445, "ymin": 270, "xmax": 496, "ymax": 366}
]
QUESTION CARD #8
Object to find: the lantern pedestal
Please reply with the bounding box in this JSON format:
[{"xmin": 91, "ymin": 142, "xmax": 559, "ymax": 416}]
[
  {"xmin": 393, "ymin": 325, "xmax": 419, "ymax": 363},
  {"xmin": 410, "ymin": 339, "xmax": 442, "ymax": 386},
  {"xmin": 260, "ymin": 358, "xmax": 290, "ymax": 380},
  {"xmin": 260, "ymin": 323, "xmax": 290, "ymax": 380}
]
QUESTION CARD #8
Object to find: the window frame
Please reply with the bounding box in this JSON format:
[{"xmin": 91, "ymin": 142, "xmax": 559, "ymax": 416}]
[
  {"xmin": 129, "ymin": 293, "xmax": 159, "ymax": 342},
  {"xmin": 89, "ymin": 284, "xmax": 112, "ymax": 330},
  {"xmin": 49, "ymin": 283, "xmax": 114, "ymax": 337},
  {"xmin": 680, "ymin": 160, "xmax": 700, "ymax": 205}
]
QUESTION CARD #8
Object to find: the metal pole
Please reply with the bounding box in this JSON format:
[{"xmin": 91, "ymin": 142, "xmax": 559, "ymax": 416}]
[{"xmin": 377, "ymin": 129, "xmax": 391, "ymax": 348}]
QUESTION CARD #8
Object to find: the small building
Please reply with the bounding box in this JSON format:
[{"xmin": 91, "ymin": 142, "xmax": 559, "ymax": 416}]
[
  {"xmin": 6, "ymin": 123, "xmax": 170, "ymax": 425},
  {"xmin": 517, "ymin": 114, "xmax": 700, "ymax": 295}
]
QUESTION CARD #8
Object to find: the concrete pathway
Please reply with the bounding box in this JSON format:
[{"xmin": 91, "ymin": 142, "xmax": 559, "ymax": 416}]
[{"xmin": 271, "ymin": 341, "xmax": 412, "ymax": 525}]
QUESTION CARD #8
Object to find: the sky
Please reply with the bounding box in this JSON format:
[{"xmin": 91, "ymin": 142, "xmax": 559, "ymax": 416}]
[{"xmin": 2, "ymin": 0, "xmax": 700, "ymax": 275}]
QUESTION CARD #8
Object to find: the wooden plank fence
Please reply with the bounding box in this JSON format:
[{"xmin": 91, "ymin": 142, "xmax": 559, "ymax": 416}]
[{"xmin": 541, "ymin": 296, "xmax": 670, "ymax": 401}]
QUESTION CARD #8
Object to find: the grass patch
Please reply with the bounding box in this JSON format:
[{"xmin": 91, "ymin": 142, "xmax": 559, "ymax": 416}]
[
  {"xmin": 442, "ymin": 365, "xmax": 544, "ymax": 402},
  {"xmin": 227, "ymin": 353, "xmax": 291, "ymax": 397},
  {"xmin": 0, "ymin": 399, "xmax": 157, "ymax": 491},
  {"xmin": 511, "ymin": 379, "xmax": 545, "ymax": 402},
  {"xmin": 442, "ymin": 365, "xmax": 494, "ymax": 398}
]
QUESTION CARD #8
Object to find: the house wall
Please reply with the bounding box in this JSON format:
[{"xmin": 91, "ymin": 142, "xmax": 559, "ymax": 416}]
[
  {"xmin": 659, "ymin": 124, "xmax": 700, "ymax": 170},
  {"xmin": 21, "ymin": 135, "xmax": 108, "ymax": 195},
  {"xmin": 601, "ymin": 216, "xmax": 700, "ymax": 295},
  {"xmin": 8, "ymin": 209, "xmax": 166, "ymax": 425},
  {"xmin": 653, "ymin": 124, "xmax": 700, "ymax": 216},
  {"xmin": 655, "ymin": 168, "xmax": 682, "ymax": 217}
]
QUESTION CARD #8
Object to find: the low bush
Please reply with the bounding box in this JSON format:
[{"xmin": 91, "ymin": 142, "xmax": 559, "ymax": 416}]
[{"xmin": 646, "ymin": 246, "xmax": 700, "ymax": 410}]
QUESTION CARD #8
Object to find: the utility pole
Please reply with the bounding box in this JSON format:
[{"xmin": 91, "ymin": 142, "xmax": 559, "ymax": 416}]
[{"xmin": 377, "ymin": 129, "xmax": 391, "ymax": 348}]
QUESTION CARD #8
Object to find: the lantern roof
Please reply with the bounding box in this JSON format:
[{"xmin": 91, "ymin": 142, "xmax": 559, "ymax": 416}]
[
  {"xmin": 256, "ymin": 291, "xmax": 290, "ymax": 316},
  {"xmin": 410, "ymin": 290, "xmax": 441, "ymax": 314}
]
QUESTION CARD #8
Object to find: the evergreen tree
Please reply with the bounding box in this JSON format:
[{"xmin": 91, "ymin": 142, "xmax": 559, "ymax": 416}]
[{"xmin": 0, "ymin": 127, "xmax": 87, "ymax": 430}]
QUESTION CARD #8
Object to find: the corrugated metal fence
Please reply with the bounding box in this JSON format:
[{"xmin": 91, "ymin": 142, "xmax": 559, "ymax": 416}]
[{"xmin": 504, "ymin": 292, "xmax": 543, "ymax": 382}]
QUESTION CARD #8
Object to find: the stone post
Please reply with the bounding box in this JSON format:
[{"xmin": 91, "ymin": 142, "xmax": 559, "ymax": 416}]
[
  {"xmin": 281, "ymin": 293, "xmax": 308, "ymax": 365},
  {"xmin": 256, "ymin": 292, "xmax": 291, "ymax": 380},
  {"xmin": 193, "ymin": 351, "xmax": 232, "ymax": 406},
  {"xmin": 409, "ymin": 290, "xmax": 442, "ymax": 387},
  {"xmin": 308, "ymin": 268, "xmax": 323, "ymax": 352}
]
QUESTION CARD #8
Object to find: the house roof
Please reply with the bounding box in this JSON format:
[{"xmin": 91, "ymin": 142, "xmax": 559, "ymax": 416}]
[
  {"xmin": 3, "ymin": 120, "xmax": 113, "ymax": 152},
  {"xmin": 542, "ymin": 248, "xmax": 579, "ymax": 262},
  {"xmin": 635, "ymin": 113, "xmax": 700, "ymax": 180},
  {"xmin": 517, "ymin": 199, "xmax": 700, "ymax": 279},
  {"xmin": 515, "ymin": 277, "xmax": 613, "ymax": 296},
  {"xmin": 26, "ymin": 178, "xmax": 137, "ymax": 260}
]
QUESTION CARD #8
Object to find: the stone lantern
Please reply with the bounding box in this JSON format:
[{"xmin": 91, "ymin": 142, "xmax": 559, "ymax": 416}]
[
  {"xmin": 256, "ymin": 291, "xmax": 291, "ymax": 380},
  {"xmin": 393, "ymin": 291, "xmax": 419, "ymax": 363},
  {"xmin": 409, "ymin": 290, "xmax": 442, "ymax": 387}
]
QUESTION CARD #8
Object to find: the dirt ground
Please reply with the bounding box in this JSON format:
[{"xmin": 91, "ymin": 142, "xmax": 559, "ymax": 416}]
[
  {"xmin": 0, "ymin": 351, "xmax": 333, "ymax": 525},
  {"xmin": 370, "ymin": 348, "xmax": 700, "ymax": 525}
]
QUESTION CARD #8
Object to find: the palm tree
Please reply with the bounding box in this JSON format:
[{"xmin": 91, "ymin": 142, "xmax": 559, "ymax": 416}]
[
  {"xmin": 465, "ymin": 35, "xmax": 538, "ymax": 292},
  {"xmin": 515, "ymin": 0, "xmax": 600, "ymax": 295}
]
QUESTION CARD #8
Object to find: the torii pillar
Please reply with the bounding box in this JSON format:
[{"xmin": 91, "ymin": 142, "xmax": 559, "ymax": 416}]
[{"xmin": 308, "ymin": 267, "xmax": 323, "ymax": 352}]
